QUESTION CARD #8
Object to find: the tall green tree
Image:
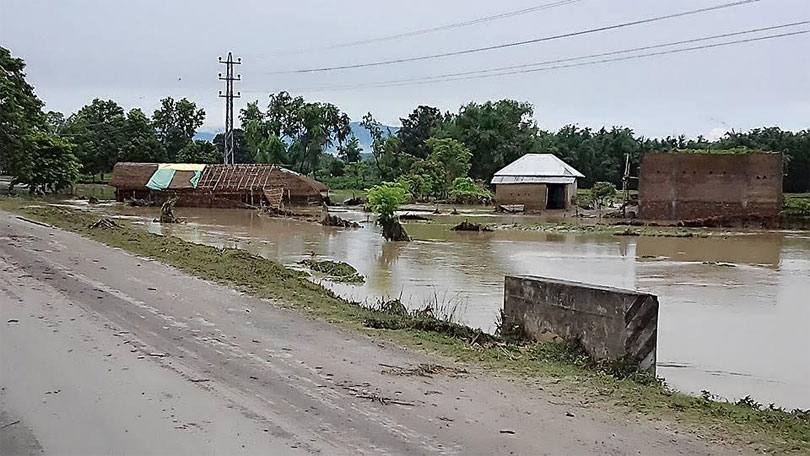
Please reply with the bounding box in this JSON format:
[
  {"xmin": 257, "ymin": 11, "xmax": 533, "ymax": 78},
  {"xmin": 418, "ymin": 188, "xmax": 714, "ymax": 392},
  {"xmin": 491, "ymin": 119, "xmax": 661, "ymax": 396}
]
[
  {"xmin": 427, "ymin": 137, "xmax": 472, "ymax": 191},
  {"xmin": 61, "ymin": 98, "xmax": 127, "ymax": 177},
  {"xmin": 12, "ymin": 133, "xmax": 80, "ymax": 194},
  {"xmin": 152, "ymin": 97, "xmax": 205, "ymax": 160},
  {"xmin": 361, "ymin": 112, "xmax": 408, "ymax": 180},
  {"xmin": 440, "ymin": 100, "xmax": 541, "ymax": 181},
  {"xmin": 398, "ymin": 105, "xmax": 445, "ymax": 159},
  {"xmin": 119, "ymin": 108, "xmax": 166, "ymax": 162},
  {"xmin": 0, "ymin": 47, "xmax": 45, "ymax": 179}
]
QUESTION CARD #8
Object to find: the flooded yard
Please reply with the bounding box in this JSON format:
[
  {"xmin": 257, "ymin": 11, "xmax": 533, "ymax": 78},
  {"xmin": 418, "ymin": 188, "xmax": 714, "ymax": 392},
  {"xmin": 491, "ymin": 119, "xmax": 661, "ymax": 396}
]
[{"xmin": 85, "ymin": 202, "xmax": 810, "ymax": 410}]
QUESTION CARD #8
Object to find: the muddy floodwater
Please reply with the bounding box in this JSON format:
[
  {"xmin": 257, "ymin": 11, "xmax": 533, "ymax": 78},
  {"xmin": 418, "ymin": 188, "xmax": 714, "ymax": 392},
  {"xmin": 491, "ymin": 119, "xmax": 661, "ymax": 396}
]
[{"xmin": 87, "ymin": 203, "xmax": 810, "ymax": 410}]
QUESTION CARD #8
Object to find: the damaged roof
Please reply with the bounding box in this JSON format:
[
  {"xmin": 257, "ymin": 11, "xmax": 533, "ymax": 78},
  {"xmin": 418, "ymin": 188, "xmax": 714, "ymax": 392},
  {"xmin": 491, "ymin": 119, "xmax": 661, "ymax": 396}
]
[{"xmin": 491, "ymin": 154, "xmax": 584, "ymax": 185}]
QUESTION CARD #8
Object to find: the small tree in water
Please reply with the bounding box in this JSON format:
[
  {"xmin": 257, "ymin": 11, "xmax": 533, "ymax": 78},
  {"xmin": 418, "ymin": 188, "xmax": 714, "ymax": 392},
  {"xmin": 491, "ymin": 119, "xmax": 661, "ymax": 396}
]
[
  {"xmin": 590, "ymin": 181, "xmax": 617, "ymax": 217},
  {"xmin": 367, "ymin": 182, "xmax": 410, "ymax": 241}
]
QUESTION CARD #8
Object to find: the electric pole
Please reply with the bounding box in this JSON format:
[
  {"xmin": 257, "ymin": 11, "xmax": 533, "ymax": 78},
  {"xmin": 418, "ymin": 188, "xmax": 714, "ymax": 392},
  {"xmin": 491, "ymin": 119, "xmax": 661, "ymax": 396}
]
[{"xmin": 218, "ymin": 52, "xmax": 241, "ymax": 165}]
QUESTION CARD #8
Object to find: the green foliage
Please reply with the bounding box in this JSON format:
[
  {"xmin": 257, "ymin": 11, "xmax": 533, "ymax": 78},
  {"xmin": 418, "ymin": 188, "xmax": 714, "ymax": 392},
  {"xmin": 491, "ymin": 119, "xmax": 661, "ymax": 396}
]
[
  {"xmin": 322, "ymin": 162, "xmax": 379, "ymax": 190},
  {"xmin": 212, "ymin": 129, "xmax": 251, "ymax": 164},
  {"xmin": 299, "ymin": 258, "xmax": 365, "ymax": 283},
  {"xmin": 590, "ymin": 181, "xmax": 617, "ymax": 210},
  {"xmin": 449, "ymin": 177, "xmax": 493, "ymax": 204},
  {"xmin": 398, "ymin": 105, "xmax": 444, "ymax": 159},
  {"xmin": 119, "ymin": 108, "xmax": 167, "ymax": 163},
  {"xmin": 367, "ymin": 182, "xmax": 411, "ymax": 240},
  {"xmin": 440, "ymin": 99, "xmax": 540, "ymax": 181},
  {"xmin": 151, "ymin": 97, "xmax": 205, "ymax": 160},
  {"xmin": 11, "ymin": 132, "xmax": 80, "ymax": 194},
  {"xmin": 427, "ymin": 137, "xmax": 471, "ymax": 192},
  {"xmin": 1, "ymin": 47, "xmax": 79, "ymax": 192},
  {"xmin": 177, "ymin": 140, "xmax": 221, "ymax": 164},
  {"xmin": 367, "ymin": 182, "xmax": 409, "ymax": 218},
  {"xmin": 62, "ymin": 98, "xmax": 128, "ymax": 175},
  {"xmin": 784, "ymin": 194, "xmax": 810, "ymax": 216},
  {"xmin": 338, "ymin": 136, "xmax": 362, "ymax": 163},
  {"xmin": 241, "ymin": 92, "xmax": 350, "ymax": 174}
]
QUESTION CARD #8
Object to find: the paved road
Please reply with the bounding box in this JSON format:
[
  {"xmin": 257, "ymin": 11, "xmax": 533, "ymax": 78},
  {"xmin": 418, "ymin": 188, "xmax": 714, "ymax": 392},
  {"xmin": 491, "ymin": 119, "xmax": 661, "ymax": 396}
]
[{"xmin": 0, "ymin": 210, "xmax": 734, "ymax": 455}]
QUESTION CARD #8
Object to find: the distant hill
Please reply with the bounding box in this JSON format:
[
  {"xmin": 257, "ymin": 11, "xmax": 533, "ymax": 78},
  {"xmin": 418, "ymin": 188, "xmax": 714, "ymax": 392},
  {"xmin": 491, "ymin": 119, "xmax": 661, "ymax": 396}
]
[
  {"xmin": 195, "ymin": 122, "xmax": 398, "ymax": 152},
  {"xmin": 194, "ymin": 131, "xmax": 219, "ymax": 142},
  {"xmin": 346, "ymin": 121, "xmax": 399, "ymax": 152}
]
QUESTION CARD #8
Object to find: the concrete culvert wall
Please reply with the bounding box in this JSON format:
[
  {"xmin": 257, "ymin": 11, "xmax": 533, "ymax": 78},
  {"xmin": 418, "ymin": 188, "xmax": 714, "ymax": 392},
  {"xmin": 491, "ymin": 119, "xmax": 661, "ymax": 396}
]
[{"xmin": 503, "ymin": 275, "xmax": 659, "ymax": 374}]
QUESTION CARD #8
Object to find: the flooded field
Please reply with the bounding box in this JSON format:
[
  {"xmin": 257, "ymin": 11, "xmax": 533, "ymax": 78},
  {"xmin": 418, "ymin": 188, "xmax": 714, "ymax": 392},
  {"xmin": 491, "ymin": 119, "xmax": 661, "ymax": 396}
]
[{"xmin": 79, "ymin": 202, "xmax": 810, "ymax": 410}]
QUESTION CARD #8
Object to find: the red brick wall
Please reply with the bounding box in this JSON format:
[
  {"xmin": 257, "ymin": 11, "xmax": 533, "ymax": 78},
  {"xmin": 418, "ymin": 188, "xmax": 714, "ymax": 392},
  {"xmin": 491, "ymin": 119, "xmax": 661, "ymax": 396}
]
[{"xmin": 639, "ymin": 153, "xmax": 783, "ymax": 221}]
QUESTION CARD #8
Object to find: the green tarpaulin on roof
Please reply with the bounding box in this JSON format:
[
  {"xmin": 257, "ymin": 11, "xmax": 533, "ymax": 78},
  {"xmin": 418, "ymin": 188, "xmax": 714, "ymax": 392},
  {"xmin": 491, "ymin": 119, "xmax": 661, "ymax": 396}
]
[{"xmin": 146, "ymin": 169, "xmax": 176, "ymax": 191}]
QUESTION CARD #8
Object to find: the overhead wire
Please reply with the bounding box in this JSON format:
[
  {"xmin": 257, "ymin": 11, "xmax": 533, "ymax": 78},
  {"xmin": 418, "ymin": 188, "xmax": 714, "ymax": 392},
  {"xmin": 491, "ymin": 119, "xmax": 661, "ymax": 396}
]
[
  {"xmin": 263, "ymin": 0, "xmax": 762, "ymax": 74},
  {"xmin": 287, "ymin": 0, "xmax": 583, "ymax": 53},
  {"xmin": 269, "ymin": 21, "xmax": 808, "ymax": 92},
  {"xmin": 256, "ymin": 28, "xmax": 808, "ymax": 93}
]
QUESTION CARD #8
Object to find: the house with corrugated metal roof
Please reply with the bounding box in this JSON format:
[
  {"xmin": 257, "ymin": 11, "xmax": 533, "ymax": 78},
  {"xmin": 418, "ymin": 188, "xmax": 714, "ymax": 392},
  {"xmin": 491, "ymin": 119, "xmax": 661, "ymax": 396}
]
[{"xmin": 491, "ymin": 154, "xmax": 584, "ymax": 211}]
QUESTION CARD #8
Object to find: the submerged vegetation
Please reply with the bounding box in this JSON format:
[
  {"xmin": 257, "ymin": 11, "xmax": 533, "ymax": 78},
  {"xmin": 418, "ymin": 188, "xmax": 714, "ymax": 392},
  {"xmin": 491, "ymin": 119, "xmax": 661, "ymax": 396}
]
[
  {"xmin": 1, "ymin": 198, "xmax": 808, "ymax": 453},
  {"xmin": 299, "ymin": 258, "xmax": 365, "ymax": 284}
]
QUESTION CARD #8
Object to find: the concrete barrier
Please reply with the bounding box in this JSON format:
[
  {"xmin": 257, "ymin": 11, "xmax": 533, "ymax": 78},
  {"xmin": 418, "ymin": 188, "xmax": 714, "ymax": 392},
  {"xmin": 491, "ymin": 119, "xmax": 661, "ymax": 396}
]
[{"xmin": 503, "ymin": 275, "xmax": 659, "ymax": 374}]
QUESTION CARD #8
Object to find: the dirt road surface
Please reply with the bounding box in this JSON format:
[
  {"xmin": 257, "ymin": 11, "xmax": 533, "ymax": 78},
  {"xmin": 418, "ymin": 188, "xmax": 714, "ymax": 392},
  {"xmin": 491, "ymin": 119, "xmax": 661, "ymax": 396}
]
[{"xmin": 0, "ymin": 210, "xmax": 734, "ymax": 455}]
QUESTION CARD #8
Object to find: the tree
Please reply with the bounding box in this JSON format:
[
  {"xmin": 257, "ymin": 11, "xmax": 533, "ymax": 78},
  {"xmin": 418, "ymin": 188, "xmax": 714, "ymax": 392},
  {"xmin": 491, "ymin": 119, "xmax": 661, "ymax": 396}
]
[
  {"xmin": 213, "ymin": 129, "xmax": 249, "ymax": 163},
  {"xmin": 0, "ymin": 46, "xmax": 45, "ymax": 179},
  {"xmin": 338, "ymin": 136, "xmax": 362, "ymax": 163},
  {"xmin": 61, "ymin": 98, "xmax": 127, "ymax": 177},
  {"xmin": 398, "ymin": 105, "xmax": 444, "ymax": 159},
  {"xmin": 177, "ymin": 140, "xmax": 221, "ymax": 164},
  {"xmin": 255, "ymin": 135, "xmax": 287, "ymax": 164},
  {"xmin": 11, "ymin": 132, "xmax": 80, "ymax": 194},
  {"xmin": 367, "ymin": 182, "xmax": 410, "ymax": 241},
  {"xmin": 449, "ymin": 177, "xmax": 493, "ymax": 205},
  {"xmin": 361, "ymin": 113, "xmax": 409, "ymax": 180},
  {"xmin": 119, "ymin": 108, "xmax": 166, "ymax": 162},
  {"xmin": 441, "ymin": 100, "xmax": 541, "ymax": 181},
  {"xmin": 152, "ymin": 97, "xmax": 205, "ymax": 160},
  {"xmin": 405, "ymin": 159, "xmax": 445, "ymax": 200},
  {"xmin": 590, "ymin": 181, "xmax": 617, "ymax": 217},
  {"xmin": 426, "ymin": 137, "xmax": 471, "ymax": 194}
]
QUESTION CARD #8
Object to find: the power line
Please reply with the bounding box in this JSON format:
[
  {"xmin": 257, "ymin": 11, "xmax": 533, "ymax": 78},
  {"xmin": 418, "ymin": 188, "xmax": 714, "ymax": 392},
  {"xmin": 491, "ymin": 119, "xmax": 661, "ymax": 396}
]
[
  {"xmin": 271, "ymin": 29, "xmax": 808, "ymax": 92},
  {"xmin": 301, "ymin": 0, "xmax": 583, "ymax": 52},
  {"xmin": 218, "ymin": 52, "xmax": 241, "ymax": 165},
  {"xmin": 278, "ymin": 21, "xmax": 808, "ymax": 92},
  {"xmin": 265, "ymin": 0, "xmax": 761, "ymax": 74}
]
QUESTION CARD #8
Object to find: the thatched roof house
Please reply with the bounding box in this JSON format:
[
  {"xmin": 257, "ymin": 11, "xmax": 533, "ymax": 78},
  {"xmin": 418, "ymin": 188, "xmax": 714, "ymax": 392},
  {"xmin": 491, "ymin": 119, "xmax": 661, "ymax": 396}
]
[{"xmin": 111, "ymin": 162, "xmax": 328, "ymax": 208}]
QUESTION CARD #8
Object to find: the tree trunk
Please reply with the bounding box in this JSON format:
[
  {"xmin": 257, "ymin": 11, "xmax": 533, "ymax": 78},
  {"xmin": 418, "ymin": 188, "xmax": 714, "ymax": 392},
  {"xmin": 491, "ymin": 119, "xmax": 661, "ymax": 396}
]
[{"xmin": 381, "ymin": 218, "xmax": 409, "ymax": 241}]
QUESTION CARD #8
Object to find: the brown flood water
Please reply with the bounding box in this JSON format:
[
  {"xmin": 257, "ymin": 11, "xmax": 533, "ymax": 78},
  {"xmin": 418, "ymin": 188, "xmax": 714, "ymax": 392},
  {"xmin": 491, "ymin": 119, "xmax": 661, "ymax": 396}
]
[{"xmin": 84, "ymin": 203, "xmax": 810, "ymax": 410}]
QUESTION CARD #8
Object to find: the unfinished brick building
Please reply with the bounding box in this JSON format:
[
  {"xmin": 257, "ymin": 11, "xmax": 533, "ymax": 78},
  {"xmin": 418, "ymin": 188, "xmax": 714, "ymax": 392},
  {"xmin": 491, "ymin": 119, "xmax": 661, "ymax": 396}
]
[
  {"xmin": 110, "ymin": 163, "xmax": 328, "ymax": 208},
  {"xmin": 638, "ymin": 152, "xmax": 783, "ymax": 225}
]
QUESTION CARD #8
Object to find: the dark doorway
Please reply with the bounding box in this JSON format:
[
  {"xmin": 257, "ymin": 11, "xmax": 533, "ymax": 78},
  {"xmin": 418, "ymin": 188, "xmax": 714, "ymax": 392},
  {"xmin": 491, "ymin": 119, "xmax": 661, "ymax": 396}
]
[{"xmin": 547, "ymin": 184, "xmax": 566, "ymax": 209}]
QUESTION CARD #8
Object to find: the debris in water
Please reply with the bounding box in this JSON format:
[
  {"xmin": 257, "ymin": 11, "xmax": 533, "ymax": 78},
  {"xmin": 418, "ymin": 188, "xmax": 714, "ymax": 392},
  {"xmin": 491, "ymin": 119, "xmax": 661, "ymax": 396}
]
[
  {"xmin": 400, "ymin": 213, "xmax": 431, "ymax": 222},
  {"xmin": 321, "ymin": 212, "xmax": 360, "ymax": 228},
  {"xmin": 451, "ymin": 221, "xmax": 492, "ymax": 232},
  {"xmin": 159, "ymin": 197, "xmax": 179, "ymax": 223},
  {"xmin": 500, "ymin": 429, "xmax": 516, "ymax": 435},
  {"xmin": 7, "ymin": 319, "xmax": 19, "ymax": 324}
]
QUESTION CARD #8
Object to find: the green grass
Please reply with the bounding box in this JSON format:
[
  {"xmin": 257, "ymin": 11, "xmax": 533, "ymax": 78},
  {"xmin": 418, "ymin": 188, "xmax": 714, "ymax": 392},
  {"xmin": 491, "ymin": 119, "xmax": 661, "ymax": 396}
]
[{"xmin": 1, "ymin": 196, "xmax": 808, "ymax": 454}]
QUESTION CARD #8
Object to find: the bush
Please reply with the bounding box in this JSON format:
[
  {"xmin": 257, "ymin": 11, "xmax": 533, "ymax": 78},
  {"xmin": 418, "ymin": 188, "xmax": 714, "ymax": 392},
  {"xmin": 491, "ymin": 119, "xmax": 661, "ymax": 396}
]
[
  {"xmin": 449, "ymin": 177, "xmax": 493, "ymax": 204},
  {"xmin": 367, "ymin": 182, "xmax": 410, "ymax": 241}
]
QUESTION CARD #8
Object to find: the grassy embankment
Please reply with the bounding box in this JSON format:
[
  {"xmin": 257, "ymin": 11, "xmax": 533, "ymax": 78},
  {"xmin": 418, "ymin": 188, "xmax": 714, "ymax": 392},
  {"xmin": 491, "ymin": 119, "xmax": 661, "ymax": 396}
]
[{"xmin": 1, "ymin": 197, "xmax": 808, "ymax": 454}]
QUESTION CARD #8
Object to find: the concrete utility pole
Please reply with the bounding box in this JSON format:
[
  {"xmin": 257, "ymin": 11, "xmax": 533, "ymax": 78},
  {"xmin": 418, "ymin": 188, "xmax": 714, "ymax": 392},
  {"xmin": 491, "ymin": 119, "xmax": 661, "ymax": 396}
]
[{"xmin": 218, "ymin": 52, "xmax": 241, "ymax": 165}]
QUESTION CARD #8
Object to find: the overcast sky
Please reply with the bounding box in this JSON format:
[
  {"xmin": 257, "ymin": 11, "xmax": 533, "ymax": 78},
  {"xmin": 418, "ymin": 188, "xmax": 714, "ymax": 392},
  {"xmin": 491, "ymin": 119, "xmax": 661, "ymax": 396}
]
[{"xmin": 2, "ymin": 0, "xmax": 808, "ymax": 138}]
